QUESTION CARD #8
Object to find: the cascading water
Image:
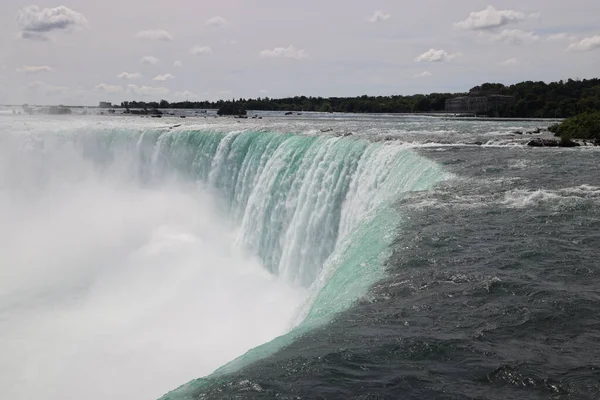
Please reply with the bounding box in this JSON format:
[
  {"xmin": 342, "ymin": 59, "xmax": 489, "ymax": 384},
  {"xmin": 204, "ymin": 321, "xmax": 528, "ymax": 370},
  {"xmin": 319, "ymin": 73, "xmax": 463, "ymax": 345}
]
[{"xmin": 0, "ymin": 119, "xmax": 448, "ymax": 400}]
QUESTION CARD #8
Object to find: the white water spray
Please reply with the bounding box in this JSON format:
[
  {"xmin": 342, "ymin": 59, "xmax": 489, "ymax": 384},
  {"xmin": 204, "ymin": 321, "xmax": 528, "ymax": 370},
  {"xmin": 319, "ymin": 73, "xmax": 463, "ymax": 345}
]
[{"xmin": 0, "ymin": 125, "xmax": 305, "ymax": 400}]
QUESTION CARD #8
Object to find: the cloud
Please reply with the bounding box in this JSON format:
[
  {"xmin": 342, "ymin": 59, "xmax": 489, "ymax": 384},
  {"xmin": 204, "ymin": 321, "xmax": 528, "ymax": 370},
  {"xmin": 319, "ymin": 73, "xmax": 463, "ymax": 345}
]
[
  {"xmin": 94, "ymin": 83, "xmax": 123, "ymax": 94},
  {"xmin": 135, "ymin": 29, "xmax": 173, "ymax": 42},
  {"xmin": 547, "ymin": 33, "xmax": 570, "ymax": 41},
  {"xmin": 567, "ymin": 36, "xmax": 600, "ymax": 52},
  {"xmin": 140, "ymin": 56, "xmax": 159, "ymax": 65},
  {"xmin": 173, "ymin": 90, "xmax": 206, "ymax": 99},
  {"xmin": 260, "ymin": 89, "xmax": 268, "ymax": 94},
  {"xmin": 367, "ymin": 11, "xmax": 391, "ymax": 23},
  {"xmin": 153, "ymin": 74, "xmax": 175, "ymax": 81},
  {"xmin": 19, "ymin": 31, "xmax": 50, "ymax": 41},
  {"xmin": 206, "ymin": 16, "xmax": 227, "ymax": 27},
  {"xmin": 502, "ymin": 58, "xmax": 519, "ymax": 66},
  {"xmin": 190, "ymin": 46, "xmax": 213, "ymax": 56},
  {"xmin": 17, "ymin": 66, "xmax": 54, "ymax": 73},
  {"xmin": 173, "ymin": 60, "xmax": 183, "ymax": 67},
  {"xmin": 127, "ymin": 84, "xmax": 169, "ymax": 97},
  {"xmin": 489, "ymin": 29, "xmax": 540, "ymax": 44},
  {"xmin": 260, "ymin": 45, "xmax": 308, "ymax": 59},
  {"xmin": 16, "ymin": 5, "xmax": 88, "ymax": 41},
  {"xmin": 529, "ymin": 12, "xmax": 542, "ymax": 20},
  {"xmin": 414, "ymin": 49, "xmax": 458, "ymax": 62},
  {"xmin": 414, "ymin": 71, "xmax": 432, "ymax": 78},
  {"xmin": 117, "ymin": 72, "xmax": 142, "ymax": 80},
  {"xmin": 26, "ymin": 81, "xmax": 68, "ymax": 95},
  {"xmin": 454, "ymin": 6, "xmax": 525, "ymax": 31}
]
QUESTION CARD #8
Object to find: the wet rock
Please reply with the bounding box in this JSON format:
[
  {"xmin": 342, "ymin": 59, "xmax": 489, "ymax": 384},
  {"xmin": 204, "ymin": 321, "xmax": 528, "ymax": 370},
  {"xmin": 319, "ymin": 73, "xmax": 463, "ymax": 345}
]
[{"xmin": 527, "ymin": 139, "xmax": 559, "ymax": 147}]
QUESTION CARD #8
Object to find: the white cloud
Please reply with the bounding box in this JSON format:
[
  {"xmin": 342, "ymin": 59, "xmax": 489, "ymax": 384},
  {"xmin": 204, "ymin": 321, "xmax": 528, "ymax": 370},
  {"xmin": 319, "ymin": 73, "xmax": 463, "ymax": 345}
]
[
  {"xmin": 17, "ymin": 66, "xmax": 54, "ymax": 73},
  {"xmin": 153, "ymin": 74, "xmax": 175, "ymax": 81},
  {"xmin": 127, "ymin": 84, "xmax": 169, "ymax": 97},
  {"xmin": 414, "ymin": 49, "xmax": 458, "ymax": 62},
  {"xmin": 454, "ymin": 6, "xmax": 525, "ymax": 31},
  {"xmin": 502, "ymin": 58, "xmax": 519, "ymax": 66},
  {"xmin": 489, "ymin": 29, "xmax": 540, "ymax": 45},
  {"xmin": 414, "ymin": 71, "xmax": 432, "ymax": 78},
  {"xmin": 190, "ymin": 46, "xmax": 213, "ymax": 56},
  {"xmin": 173, "ymin": 60, "xmax": 183, "ymax": 67},
  {"xmin": 206, "ymin": 16, "xmax": 227, "ymax": 27},
  {"xmin": 367, "ymin": 11, "xmax": 391, "ymax": 24},
  {"xmin": 117, "ymin": 72, "xmax": 142, "ymax": 80},
  {"xmin": 135, "ymin": 29, "xmax": 173, "ymax": 42},
  {"xmin": 26, "ymin": 81, "xmax": 68, "ymax": 95},
  {"xmin": 140, "ymin": 56, "xmax": 159, "ymax": 65},
  {"xmin": 95, "ymin": 83, "xmax": 123, "ymax": 94},
  {"xmin": 260, "ymin": 45, "xmax": 308, "ymax": 59},
  {"xmin": 547, "ymin": 33, "xmax": 570, "ymax": 41},
  {"xmin": 173, "ymin": 90, "xmax": 206, "ymax": 99},
  {"xmin": 16, "ymin": 5, "xmax": 88, "ymax": 41},
  {"xmin": 529, "ymin": 12, "xmax": 542, "ymax": 20},
  {"xmin": 260, "ymin": 89, "xmax": 268, "ymax": 94},
  {"xmin": 567, "ymin": 35, "xmax": 600, "ymax": 52}
]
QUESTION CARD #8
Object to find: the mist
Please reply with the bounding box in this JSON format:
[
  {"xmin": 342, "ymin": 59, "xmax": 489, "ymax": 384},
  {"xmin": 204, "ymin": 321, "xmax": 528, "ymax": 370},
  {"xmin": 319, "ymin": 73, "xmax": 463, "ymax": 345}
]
[{"xmin": 0, "ymin": 129, "xmax": 306, "ymax": 400}]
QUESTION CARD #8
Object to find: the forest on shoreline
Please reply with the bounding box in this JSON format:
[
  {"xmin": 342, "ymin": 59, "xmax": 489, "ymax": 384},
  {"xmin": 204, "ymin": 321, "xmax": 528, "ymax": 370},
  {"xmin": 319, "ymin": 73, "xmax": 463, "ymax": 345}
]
[{"xmin": 116, "ymin": 78, "xmax": 600, "ymax": 119}]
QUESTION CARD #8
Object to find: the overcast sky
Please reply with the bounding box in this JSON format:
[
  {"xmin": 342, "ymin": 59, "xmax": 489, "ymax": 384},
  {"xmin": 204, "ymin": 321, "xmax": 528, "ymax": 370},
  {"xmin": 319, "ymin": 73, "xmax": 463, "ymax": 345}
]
[{"xmin": 1, "ymin": 0, "xmax": 599, "ymax": 105}]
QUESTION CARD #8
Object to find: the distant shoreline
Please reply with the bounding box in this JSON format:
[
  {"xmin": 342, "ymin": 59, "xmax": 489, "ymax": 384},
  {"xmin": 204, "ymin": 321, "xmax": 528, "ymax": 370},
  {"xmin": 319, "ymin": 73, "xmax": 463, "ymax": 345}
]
[{"xmin": 1, "ymin": 105, "xmax": 564, "ymax": 122}]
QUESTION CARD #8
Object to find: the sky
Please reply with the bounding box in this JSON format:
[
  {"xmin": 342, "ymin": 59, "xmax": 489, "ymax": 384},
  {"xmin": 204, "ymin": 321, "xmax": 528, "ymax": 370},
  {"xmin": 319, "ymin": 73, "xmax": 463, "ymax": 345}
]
[{"xmin": 1, "ymin": 0, "xmax": 599, "ymax": 106}]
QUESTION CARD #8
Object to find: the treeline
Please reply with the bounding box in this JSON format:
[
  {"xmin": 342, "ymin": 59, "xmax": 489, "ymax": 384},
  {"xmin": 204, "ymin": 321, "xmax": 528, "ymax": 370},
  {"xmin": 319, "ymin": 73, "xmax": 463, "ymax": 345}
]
[
  {"xmin": 118, "ymin": 78, "xmax": 600, "ymax": 118},
  {"xmin": 470, "ymin": 79, "xmax": 600, "ymax": 118},
  {"xmin": 550, "ymin": 111, "xmax": 600, "ymax": 142},
  {"xmin": 119, "ymin": 93, "xmax": 456, "ymax": 114}
]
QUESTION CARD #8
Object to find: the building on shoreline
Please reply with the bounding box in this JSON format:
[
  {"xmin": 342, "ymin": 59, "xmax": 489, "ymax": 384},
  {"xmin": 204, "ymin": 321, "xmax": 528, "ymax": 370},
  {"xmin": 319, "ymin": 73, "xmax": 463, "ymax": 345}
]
[{"xmin": 445, "ymin": 95, "xmax": 515, "ymax": 116}]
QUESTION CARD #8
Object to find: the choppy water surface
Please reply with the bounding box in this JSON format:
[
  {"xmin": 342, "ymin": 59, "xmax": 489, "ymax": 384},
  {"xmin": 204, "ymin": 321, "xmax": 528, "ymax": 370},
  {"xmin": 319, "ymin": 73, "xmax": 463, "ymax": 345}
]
[{"xmin": 0, "ymin": 112, "xmax": 598, "ymax": 400}]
